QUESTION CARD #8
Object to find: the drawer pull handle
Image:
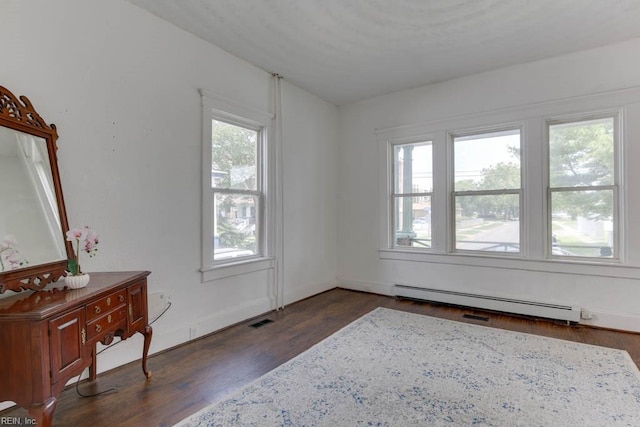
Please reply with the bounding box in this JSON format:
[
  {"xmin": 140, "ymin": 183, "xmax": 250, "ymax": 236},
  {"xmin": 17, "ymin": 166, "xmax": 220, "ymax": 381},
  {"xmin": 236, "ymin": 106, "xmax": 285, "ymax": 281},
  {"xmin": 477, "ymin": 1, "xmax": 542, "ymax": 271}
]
[
  {"xmin": 94, "ymin": 306, "xmax": 101, "ymax": 314},
  {"xmin": 107, "ymin": 297, "xmax": 111, "ymax": 306},
  {"xmin": 119, "ymin": 295, "xmax": 125, "ymax": 303},
  {"xmin": 81, "ymin": 328, "xmax": 86, "ymax": 344},
  {"xmin": 95, "ymin": 324, "xmax": 102, "ymax": 333},
  {"xmin": 108, "ymin": 314, "xmax": 112, "ymax": 323}
]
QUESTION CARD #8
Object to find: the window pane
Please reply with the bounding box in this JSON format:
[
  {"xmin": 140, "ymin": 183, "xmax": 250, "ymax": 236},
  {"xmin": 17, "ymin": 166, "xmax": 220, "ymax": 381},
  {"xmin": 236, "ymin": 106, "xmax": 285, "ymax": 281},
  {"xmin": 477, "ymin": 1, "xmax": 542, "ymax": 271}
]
[
  {"xmin": 549, "ymin": 118, "xmax": 614, "ymax": 188},
  {"xmin": 393, "ymin": 196, "xmax": 431, "ymax": 248},
  {"xmin": 213, "ymin": 193, "xmax": 257, "ymax": 260},
  {"xmin": 211, "ymin": 120, "xmax": 258, "ymax": 190},
  {"xmin": 550, "ymin": 190, "xmax": 613, "ymax": 258},
  {"xmin": 454, "ymin": 129, "xmax": 520, "ymax": 190},
  {"xmin": 393, "ymin": 142, "xmax": 432, "ymax": 194},
  {"xmin": 455, "ymin": 194, "xmax": 519, "ymax": 252}
]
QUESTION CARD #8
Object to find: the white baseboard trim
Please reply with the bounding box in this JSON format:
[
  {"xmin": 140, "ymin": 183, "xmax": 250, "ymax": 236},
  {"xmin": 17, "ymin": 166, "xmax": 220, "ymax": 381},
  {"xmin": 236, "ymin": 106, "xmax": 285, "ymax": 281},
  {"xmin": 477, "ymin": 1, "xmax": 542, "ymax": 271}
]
[
  {"xmin": 284, "ymin": 279, "xmax": 338, "ymax": 306},
  {"xmin": 338, "ymin": 279, "xmax": 394, "ymax": 296},
  {"xmin": 67, "ymin": 289, "xmax": 338, "ymax": 387},
  {"xmin": 193, "ymin": 296, "xmax": 273, "ymax": 339},
  {"xmin": 89, "ymin": 296, "xmax": 277, "ymax": 379},
  {"xmin": 338, "ymin": 279, "xmax": 640, "ymax": 333},
  {"xmin": 579, "ymin": 310, "xmax": 640, "ymax": 333}
]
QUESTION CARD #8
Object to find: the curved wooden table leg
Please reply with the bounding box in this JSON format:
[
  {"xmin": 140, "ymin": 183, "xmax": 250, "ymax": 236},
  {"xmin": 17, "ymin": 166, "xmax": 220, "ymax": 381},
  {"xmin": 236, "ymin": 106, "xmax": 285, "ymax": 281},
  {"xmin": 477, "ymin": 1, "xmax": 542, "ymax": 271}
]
[
  {"xmin": 28, "ymin": 397, "xmax": 57, "ymax": 427},
  {"xmin": 141, "ymin": 324, "xmax": 153, "ymax": 378},
  {"xmin": 89, "ymin": 344, "xmax": 97, "ymax": 381}
]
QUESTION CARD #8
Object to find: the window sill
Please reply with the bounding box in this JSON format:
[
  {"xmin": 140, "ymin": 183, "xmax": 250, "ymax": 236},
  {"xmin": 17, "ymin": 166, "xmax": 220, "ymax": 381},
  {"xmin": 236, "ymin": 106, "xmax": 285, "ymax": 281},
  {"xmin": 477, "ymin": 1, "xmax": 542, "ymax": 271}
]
[
  {"xmin": 201, "ymin": 257, "xmax": 275, "ymax": 282},
  {"xmin": 378, "ymin": 249, "xmax": 640, "ymax": 280}
]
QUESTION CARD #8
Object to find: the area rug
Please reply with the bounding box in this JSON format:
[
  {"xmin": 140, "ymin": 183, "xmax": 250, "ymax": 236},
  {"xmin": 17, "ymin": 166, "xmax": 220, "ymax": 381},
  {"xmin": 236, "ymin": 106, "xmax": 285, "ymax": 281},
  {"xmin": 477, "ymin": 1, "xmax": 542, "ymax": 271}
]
[{"xmin": 175, "ymin": 307, "xmax": 640, "ymax": 426}]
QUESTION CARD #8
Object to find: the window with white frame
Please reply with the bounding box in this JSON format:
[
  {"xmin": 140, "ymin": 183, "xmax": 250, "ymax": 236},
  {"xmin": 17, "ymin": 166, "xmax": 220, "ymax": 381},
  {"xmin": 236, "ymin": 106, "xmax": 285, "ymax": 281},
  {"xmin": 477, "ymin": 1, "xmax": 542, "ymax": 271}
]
[
  {"xmin": 452, "ymin": 129, "xmax": 522, "ymax": 253},
  {"xmin": 392, "ymin": 141, "xmax": 433, "ymax": 248},
  {"xmin": 379, "ymin": 90, "xmax": 629, "ymax": 272},
  {"xmin": 211, "ymin": 119, "xmax": 262, "ymax": 261},
  {"xmin": 547, "ymin": 116, "xmax": 618, "ymax": 259},
  {"xmin": 201, "ymin": 91, "xmax": 274, "ymax": 279}
]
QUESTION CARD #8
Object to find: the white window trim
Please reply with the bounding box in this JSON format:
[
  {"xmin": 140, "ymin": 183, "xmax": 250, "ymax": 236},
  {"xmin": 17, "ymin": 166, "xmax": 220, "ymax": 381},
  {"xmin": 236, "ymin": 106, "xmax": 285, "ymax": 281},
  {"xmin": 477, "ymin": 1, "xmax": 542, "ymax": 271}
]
[
  {"xmin": 543, "ymin": 112, "xmax": 622, "ymax": 262},
  {"xmin": 376, "ymin": 86, "xmax": 640, "ymax": 279},
  {"xmin": 449, "ymin": 126, "xmax": 524, "ymax": 256},
  {"xmin": 200, "ymin": 90, "xmax": 276, "ymax": 283},
  {"xmin": 389, "ymin": 137, "xmax": 434, "ymax": 249}
]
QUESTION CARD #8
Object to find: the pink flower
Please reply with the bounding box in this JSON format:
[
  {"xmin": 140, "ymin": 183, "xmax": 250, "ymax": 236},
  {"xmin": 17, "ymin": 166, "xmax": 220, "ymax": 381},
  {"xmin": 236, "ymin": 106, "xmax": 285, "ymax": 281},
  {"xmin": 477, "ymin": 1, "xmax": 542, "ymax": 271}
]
[
  {"xmin": 66, "ymin": 226, "xmax": 99, "ymax": 275},
  {"xmin": 66, "ymin": 228, "xmax": 88, "ymax": 242},
  {"xmin": 0, "ymin": 236, "xmax": 17, "ymax": 250},
  {"xmin": 6, "ymin": 250, "xmax": 22, "ymax": 267},
  {"xmin": 82, "ymin": 228, "xmax": 100, "ymax": 256},
  {"xmin": 0, "ymin": 235, "xmax": 28, "ymax": 272}
]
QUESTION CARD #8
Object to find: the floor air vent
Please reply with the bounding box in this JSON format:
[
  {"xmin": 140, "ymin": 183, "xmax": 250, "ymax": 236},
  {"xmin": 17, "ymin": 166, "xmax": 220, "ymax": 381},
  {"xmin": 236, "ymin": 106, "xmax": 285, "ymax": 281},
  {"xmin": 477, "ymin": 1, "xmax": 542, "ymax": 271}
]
[
  {"xmin": 463, "ymin": 314, "xmax": 490, "ymax": 321},
  {"xmin": 250, "ymin": 319, "xmax": 274, "ymax": 328}
]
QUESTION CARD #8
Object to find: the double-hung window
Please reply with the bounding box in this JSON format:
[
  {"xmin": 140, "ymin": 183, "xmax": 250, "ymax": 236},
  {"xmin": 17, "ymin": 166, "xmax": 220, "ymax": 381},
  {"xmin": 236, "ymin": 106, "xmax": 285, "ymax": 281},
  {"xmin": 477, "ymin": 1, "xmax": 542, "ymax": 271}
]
[
  {"xmin": 211, "ymin": 119, "xmax": 262, "ymax": 261},
  {"xmin": 201, "ymin": 91, "xmax": 274, "ymax": 280},
  {"xmin": 452, "ymin": 129, "xmax": 522, "ymax": 253},
  {"xmin": 547, "ymin": 116, "xmax": 618, "ymax": 259},
  {"xmin": 391, "ymin": 141, "xmax": 433, "ymax": 248},
  {"xmin": 381, "ymin": 90, "xmax": 630, "ymax": 272}
]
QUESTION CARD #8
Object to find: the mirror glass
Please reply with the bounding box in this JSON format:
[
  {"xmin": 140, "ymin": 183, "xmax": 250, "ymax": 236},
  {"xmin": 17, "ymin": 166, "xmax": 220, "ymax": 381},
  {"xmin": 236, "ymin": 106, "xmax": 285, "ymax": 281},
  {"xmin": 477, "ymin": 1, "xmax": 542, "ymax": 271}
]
[
  {"xmin": 0, "ymin": 126, "xmax": 66, "ymax": 272},
  {"xmin": 0, "ymin": 84, "xmax": 71, "ymax": 293}
]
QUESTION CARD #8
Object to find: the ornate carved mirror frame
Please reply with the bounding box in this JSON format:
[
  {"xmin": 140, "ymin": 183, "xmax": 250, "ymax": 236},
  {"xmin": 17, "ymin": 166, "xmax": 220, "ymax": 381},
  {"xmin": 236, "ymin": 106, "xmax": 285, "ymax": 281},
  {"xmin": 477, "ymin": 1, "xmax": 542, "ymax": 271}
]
[{"xmin": 0, "ymin": 85, "xmax": 72, "ymax": 293}]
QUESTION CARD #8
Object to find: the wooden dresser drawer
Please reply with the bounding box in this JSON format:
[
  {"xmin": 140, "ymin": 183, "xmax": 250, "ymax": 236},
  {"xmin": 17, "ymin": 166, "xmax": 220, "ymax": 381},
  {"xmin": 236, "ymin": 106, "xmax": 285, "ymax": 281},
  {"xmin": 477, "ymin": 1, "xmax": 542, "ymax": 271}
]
[
  {"xmin": 0, "ymin": 271, "xmax": 151, "ymax": 427},
  {"xmin": 86, "ymin": 304, "xmax": 128, "ymax": 341},
  {"xmin": 86, "ymin": 290, "xmax": 127, "ymax": 321}
]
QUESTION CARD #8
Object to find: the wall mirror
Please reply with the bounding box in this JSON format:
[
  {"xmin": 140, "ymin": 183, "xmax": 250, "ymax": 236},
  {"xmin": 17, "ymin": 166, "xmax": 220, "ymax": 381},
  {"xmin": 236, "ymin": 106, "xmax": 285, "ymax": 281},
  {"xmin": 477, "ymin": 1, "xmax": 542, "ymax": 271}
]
[{"xmin": 0, "ymin": 85, "xmax": 72, "ymax": 293}]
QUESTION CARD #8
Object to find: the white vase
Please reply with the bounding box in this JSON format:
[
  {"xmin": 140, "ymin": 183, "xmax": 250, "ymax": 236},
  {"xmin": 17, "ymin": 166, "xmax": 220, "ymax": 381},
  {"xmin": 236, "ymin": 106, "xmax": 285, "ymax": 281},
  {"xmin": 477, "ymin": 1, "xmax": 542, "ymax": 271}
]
[{"xmin": 65, "ymin": 273, "xmax": 90, "ymax": 289}]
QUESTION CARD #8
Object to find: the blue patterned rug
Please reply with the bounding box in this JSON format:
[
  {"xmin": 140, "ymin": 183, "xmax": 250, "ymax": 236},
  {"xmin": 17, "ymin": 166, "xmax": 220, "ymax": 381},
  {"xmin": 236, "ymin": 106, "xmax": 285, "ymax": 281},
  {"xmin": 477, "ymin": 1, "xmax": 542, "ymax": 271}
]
[{"xmin": 175, "ymin": 307, "xmax": 640, "ymax": 426}]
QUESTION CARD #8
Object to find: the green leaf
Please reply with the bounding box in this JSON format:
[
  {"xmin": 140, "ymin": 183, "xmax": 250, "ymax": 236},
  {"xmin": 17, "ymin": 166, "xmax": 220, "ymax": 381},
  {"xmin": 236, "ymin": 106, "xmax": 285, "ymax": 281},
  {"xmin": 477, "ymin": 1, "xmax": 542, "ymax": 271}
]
[{"xmin": 67, "ymin": 258, "xmax": 79, "ymax": 276}]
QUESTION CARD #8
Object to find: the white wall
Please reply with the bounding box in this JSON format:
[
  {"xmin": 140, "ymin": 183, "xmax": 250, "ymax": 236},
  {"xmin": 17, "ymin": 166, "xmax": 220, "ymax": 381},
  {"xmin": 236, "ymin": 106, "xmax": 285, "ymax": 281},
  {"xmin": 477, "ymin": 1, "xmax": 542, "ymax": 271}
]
[
  {"xmin": 337, "ymin": 38, "xmax": 640, "ymax": 331},
  {"xmin": 3, "ymin": 1, "xmax": 638, "ymax": 395},
  {"xmin": 0, "ymin": 0, "xmax": 338, "ymax": 377},
  {"xmin": 281, "ymin": 81, "xmax": 339, "ymax": 304}
]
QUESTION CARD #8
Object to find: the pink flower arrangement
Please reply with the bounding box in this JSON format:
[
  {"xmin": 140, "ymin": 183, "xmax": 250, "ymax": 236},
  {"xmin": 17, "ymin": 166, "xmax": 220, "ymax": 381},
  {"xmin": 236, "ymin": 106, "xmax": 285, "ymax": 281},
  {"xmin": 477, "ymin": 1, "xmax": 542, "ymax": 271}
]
[
  {"xmin": 0, "ymin": 236, "xmax": 28, "ymax": 272},
  {"xmin": 66, "ymin": 226, "xmax": 99, "ymax": 276}
]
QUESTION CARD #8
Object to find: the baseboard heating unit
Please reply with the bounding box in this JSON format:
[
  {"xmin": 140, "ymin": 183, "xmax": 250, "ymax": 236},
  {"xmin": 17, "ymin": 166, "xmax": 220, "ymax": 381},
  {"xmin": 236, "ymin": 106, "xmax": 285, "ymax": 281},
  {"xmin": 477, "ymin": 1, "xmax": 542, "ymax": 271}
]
[{"xmin": 394, "ymin": 284, "xmax": 581, "ymax": 323}]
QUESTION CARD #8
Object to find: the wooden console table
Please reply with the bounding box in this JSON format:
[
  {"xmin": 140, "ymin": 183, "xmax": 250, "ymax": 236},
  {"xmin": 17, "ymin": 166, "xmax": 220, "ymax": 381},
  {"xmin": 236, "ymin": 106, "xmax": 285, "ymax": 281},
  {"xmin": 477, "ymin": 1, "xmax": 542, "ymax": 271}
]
[{"xmin": 0, "ymin": 271, "xmax": 152, "ymax": 427}]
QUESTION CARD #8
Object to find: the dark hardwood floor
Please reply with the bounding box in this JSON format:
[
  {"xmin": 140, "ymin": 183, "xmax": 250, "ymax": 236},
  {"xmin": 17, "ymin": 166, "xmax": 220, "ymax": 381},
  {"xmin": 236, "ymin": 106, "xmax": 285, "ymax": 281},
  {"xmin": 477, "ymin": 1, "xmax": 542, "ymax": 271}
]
[{"xmin": 4, "ymin": 288, "xmax": 640, "ymax": 426}]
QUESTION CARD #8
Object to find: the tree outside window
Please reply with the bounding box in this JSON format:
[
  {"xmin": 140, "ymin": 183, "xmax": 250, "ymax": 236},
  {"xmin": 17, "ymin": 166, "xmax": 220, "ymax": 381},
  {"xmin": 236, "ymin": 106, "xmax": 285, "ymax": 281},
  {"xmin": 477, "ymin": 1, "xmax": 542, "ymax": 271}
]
[
  {"xmin": 211, "ymin": 119, "xmax": 261, "ymax": 261},
  {"xmin": 548, "ymin": 117, "xmax": 616, "ymax": 258},
  {"xmin": 453, "ymin": 129, "xmax": 521, "ymax": 253}
]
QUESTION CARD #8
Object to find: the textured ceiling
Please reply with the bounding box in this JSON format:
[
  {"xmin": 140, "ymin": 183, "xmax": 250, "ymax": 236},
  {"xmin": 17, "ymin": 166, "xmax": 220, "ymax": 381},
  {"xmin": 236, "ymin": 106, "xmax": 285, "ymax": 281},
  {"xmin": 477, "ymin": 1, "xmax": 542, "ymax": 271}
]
[{"xmin": 129, "ymin": 0, "xmax": 640, "ymax": 106}]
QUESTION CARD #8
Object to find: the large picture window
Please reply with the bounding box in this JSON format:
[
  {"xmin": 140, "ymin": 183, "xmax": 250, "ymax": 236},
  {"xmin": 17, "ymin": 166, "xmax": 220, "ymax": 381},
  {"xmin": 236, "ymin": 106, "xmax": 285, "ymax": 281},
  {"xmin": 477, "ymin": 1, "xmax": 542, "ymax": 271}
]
[
  {"xmin": 547, "ymin": 116, "xmax": 618, "ymax": 259},
  {"xmin": 453, "ymin": 129, "xmax": 521, "ymax": 253}
]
